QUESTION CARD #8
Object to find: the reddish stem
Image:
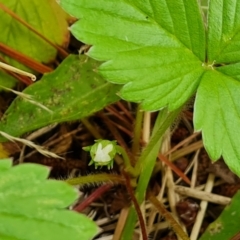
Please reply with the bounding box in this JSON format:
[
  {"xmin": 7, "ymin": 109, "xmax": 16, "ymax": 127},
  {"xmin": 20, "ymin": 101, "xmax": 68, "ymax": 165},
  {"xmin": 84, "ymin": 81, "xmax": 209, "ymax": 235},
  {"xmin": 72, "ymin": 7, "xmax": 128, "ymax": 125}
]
[
  {"xmin": 0, "ymin": 43, "xmax": 52, "ymax": 74},
  {"xmin": 74, "ymin": 184, "xmax": 112, "ymax": 212},
  {"xmin": 158, "ymin": 153, "xmax": 191, "ymax": 185},
  {"xmin": 0, "ymin": 3, "xmax": 68, "ymax": 58},
  {"xmin": 124, "ymin": 172, "xmax": 148, "ymax": 240}
]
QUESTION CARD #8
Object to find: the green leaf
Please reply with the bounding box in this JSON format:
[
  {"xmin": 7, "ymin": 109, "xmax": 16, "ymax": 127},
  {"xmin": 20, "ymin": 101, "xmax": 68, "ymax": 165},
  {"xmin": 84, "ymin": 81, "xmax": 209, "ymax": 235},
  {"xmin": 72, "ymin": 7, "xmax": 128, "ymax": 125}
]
[
  {"xmin": 194, "ymin": 1, "xmax": 240, "ymax": 175},
  {"xmin": 59, "ymin": 1, "xmax": 240, "ymax": 179},
  {"xmin": 0, "ymin": 0, "xmax": 69, "ymax": 71},
  {"xmin": 0, "ymin": 159, "xmax": 98, "ymax": 240},
  {"xmin": 60, "ymin": 0, "xmax": 205, "ymax": 111},
  {"xmin": 199, "ymin": 191, "xmax": 240, "ymax": 240},
  {"xmin": 0, "ymin": 72, "xmax": 16, "ymax": 90},
  {"xmin": 207, "ymin": 0, "xmax": 240, "ymax": 63},
  {"xmin": 194, "ymin": 70, "xmax": 240, "ymax": 174},
  {"xmin": 0, "ymin": 55, "xmax": 120, "ymax": 141},
  {"xmin": 217, "ymin": 62, "xmax": 240, "ymax": 81}
]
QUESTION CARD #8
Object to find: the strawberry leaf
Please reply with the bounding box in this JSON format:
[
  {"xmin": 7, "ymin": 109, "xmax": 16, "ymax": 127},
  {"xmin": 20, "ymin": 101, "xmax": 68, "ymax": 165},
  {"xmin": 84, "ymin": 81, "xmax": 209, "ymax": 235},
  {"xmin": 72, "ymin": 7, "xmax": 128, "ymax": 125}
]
[
  {"xmin": 207, "ymin": 0, "xmax": 240, "ymax": 63},
  {"xmin": 60, "ymin": 0, "xmax": 205, "ymax": 111},
  {"xmin": 0, "ymin": 159, "xmax": 97, "ymax": 240},
  {"xmin": 194, "ymin": 71, "xmax": 240, "ymax": 174},
  {"xmin": 194, "ymin": 1, "xmax": 240, "ymax": 175},
  {"xmin": 59, "ymin": 0, "xmax": 240, "ymax": 175}
]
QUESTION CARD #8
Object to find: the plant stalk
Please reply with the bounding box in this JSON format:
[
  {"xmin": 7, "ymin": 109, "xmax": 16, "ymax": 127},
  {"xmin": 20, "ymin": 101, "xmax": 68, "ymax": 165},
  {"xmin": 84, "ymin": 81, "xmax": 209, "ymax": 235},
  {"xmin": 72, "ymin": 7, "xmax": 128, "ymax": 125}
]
[{"xmin": 120, "ymin": 107, "xmax": 182, "ymax": 240}]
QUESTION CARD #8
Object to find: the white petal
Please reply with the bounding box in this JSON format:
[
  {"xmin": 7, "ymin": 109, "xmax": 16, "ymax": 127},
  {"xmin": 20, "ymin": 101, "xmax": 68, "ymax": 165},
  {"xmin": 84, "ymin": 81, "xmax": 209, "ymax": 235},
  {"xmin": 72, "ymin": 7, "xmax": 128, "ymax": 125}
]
[{"xmin": 94, "ymin": 143, "xmax": 112, "ymax": 163}]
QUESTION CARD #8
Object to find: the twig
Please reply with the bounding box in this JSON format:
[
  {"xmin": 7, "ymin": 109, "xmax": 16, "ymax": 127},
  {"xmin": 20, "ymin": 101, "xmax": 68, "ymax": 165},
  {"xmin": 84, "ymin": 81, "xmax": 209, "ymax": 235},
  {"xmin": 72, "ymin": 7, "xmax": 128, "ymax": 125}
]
[
  {"xmin": 0, "ymin": 131, "xmax": 63, "ymax": 159},
  {"xmin": 174, "ymin": 185, "xmax": 231, "ymax": 205},
  {"xmin": 74, "ymin": 184, "xmax": 112, "ymax": 212},
  {"xmin": 190, "ymin": 173, "xmax": 215, "ymax": 240},
  {"xmin": 164, "ymin": 132, "xmax": 200, "ymax": 156},
  {"xmin": 190, "ymin": 150, "xmax": 200, "ymax": 188},
  {"xmin": 171, "ymin": 140, "xmax": 204, "ymax": 161},
  {"xmin": 148, "ymin": 193, "xmax": 190, "ymax": 240},
  {"xmin": 0, "ymin": 61, "xmax": 36, "ymax": 81}
]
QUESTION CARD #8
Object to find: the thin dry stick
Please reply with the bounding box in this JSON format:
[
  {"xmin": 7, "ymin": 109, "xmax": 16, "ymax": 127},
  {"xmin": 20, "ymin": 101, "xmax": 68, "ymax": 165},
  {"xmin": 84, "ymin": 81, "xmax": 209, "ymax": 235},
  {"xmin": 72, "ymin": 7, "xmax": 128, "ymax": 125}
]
[
  {"xmin": 159, "ymin": 153, "xmax": 191, "ymax": 185},
  {"xmin": 162, "ymin": 129, "xmax": 188, "ymax": 240},
  {"xmin": 142, "ymin": 112, "xmax": 151, "ymax": 143},
  {"xmin": 166, "ymin": 166, "xmax": 187, "ymax": 240},
  {"xmin": 0, "ymin": 61, "xmax": 36, "ymax": 81},
  {"xmin": 95, "ymin": 214, "xmax": 119, "ymax": 226},
  {"xmin": 0, "ymin": 131, "xmax": 63, "ymax": 159},
  {"xmin": 174, "ymin": 186, "xmax": 231, "ymax": 205},
  {"xmin": 139, "ymin": 111, "xmax": 151, "ymax": 240},
  {"xmin": 182, "ymin": 114, "xmax": 194, "ymax": 133},
  {"xmin": 190, "ymin": 150, "xmax": 200, "ymax": 188},
  {"xmin": 149, "ymin": 221, "xmax": 169, "ymax": 234},
  {"xmin": 148, "ymin": 193, "xmax": 190, "ymax": 240},
  {"xmin": 19, "ymin": 124, "xmax": 58, "ymax": 163},
  {"xmin": 105, "ymin": 105, "xmax": 131, "ymax": 127},
  {"xmin": 112, "ymin": 208, "xmax": 129, "ymax": 240},
  {"xmin": 108, "ymin": 119, "xmax": 133, "ymax": 137},
  {"xmin": 165, "ymin": 132, "xmax": 200, "ymax": 156},
  {"xmin": 190, "ymin": 173, "xmax": 215, "ymax": 240},
  {"xmin": 0, "ymin": 56, "xmax": 32, "ymax": 85},
  {"xmin": 163, "ymin": 131, "xmax": 179, "ymax": 220},
  {"xmin": 147, "ymin": 173, "xmax": 168, "ymax": 231},
  {"xmin": 74, "ymin": 185, "xmax": 112, "ymax": 212},
  {"xmin": 116, "ymin": 102, "xmax": 134, "ymax": 122},
  {"xmin": 0, "ymin": 83, "xmax": 52, "ymax": 115},
  {"xmin": 148, "ymin": 172, "xmax": 168, "ymax": 239},
  {"xmin": 21, "ymin": 127, "xmax": 82, "ymax": 160},
  {"xmin": 171, "ymin": 140, "xmax": 204, "ymax": 161},
  {"xmin": 174, "ymin": 153, "xmax": 196, "ymax": 185}
]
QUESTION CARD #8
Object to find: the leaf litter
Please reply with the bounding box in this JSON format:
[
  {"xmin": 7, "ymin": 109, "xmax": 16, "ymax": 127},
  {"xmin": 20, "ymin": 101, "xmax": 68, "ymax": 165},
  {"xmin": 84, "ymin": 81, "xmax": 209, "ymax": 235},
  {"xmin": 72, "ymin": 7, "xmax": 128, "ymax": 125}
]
[{"xmin": 2, "ymin": 96, "xmax": 240, "ymax": 239}]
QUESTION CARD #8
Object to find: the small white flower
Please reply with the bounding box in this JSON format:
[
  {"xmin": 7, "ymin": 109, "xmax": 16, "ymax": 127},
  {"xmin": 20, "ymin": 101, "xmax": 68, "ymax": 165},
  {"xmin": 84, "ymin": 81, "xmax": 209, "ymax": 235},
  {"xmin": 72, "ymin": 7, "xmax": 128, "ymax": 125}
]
[
  {"xmin": 93, "ymin": 143, "xmax": 113, "ymax": 163},
  {"xmin": 83, "ymin": 140, "xmax": 120, "ymax": 169}
]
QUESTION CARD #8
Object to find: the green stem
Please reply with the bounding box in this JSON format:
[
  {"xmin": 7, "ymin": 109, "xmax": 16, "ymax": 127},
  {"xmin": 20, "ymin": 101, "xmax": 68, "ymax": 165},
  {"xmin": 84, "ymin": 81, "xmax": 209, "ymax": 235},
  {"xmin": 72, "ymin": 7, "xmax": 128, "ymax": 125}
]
[
  {"xmin": 116, "ymin": 146, "xmax": 140, "ymax": 177},
  {"xmin": 65, "ymin": 173, "xmax": 125, "ymax": 186},
  {"xmin": 81, "ymin": 118, "xmax": 103, "ymax": 139},
  {"xmin": 131, "ymin": 105, "xmax": 144, "ymax": 158},
  {"xmin": 120, "ymin": 107, "xmax": 182, "ymax": 240}
]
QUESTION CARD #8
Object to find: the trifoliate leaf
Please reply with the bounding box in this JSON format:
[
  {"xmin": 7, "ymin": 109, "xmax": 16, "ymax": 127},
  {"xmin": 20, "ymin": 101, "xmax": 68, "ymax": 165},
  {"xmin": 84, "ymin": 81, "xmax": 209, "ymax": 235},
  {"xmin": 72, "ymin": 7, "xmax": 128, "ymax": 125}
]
[
  {"xmin": 193, "ymin": 0, "xmax": 240, "ymax": 175},
  {"xmin": 59, "ymin": 0, "xmax": 240, "ymax": 175},
  {"xmin": 194, "ymin": 70, "xmax": 240, "ymax": 174},
  {"xmin": 0, "ymin": 159, "xmax": 98, "ymax": 240},
  {"xmin": 207, "ymin": 0, "xmax": 240, "ymax": 63},
  {"xmin": 60, "ymin": 0, "xmax": 205, "ymax": 111},
  {"xmin": 0, "ymin": 55, "xmax": 120, "ymax": 141}
]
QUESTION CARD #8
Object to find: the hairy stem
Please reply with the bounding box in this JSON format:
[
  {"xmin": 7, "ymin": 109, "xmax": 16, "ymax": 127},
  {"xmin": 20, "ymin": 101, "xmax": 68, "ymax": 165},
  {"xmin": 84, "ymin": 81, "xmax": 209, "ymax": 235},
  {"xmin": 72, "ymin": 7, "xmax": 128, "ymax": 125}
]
[
  {"xmin": 65, "ymin": 173, "xmax": 125, "ymax": 186},
  {"xmin": 120, "ymin": 107, "xmax": 182, "ymax": 240},
  {"xmin": 148, "ymin": 193, "xmax": 190, "ymax": 240}
]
